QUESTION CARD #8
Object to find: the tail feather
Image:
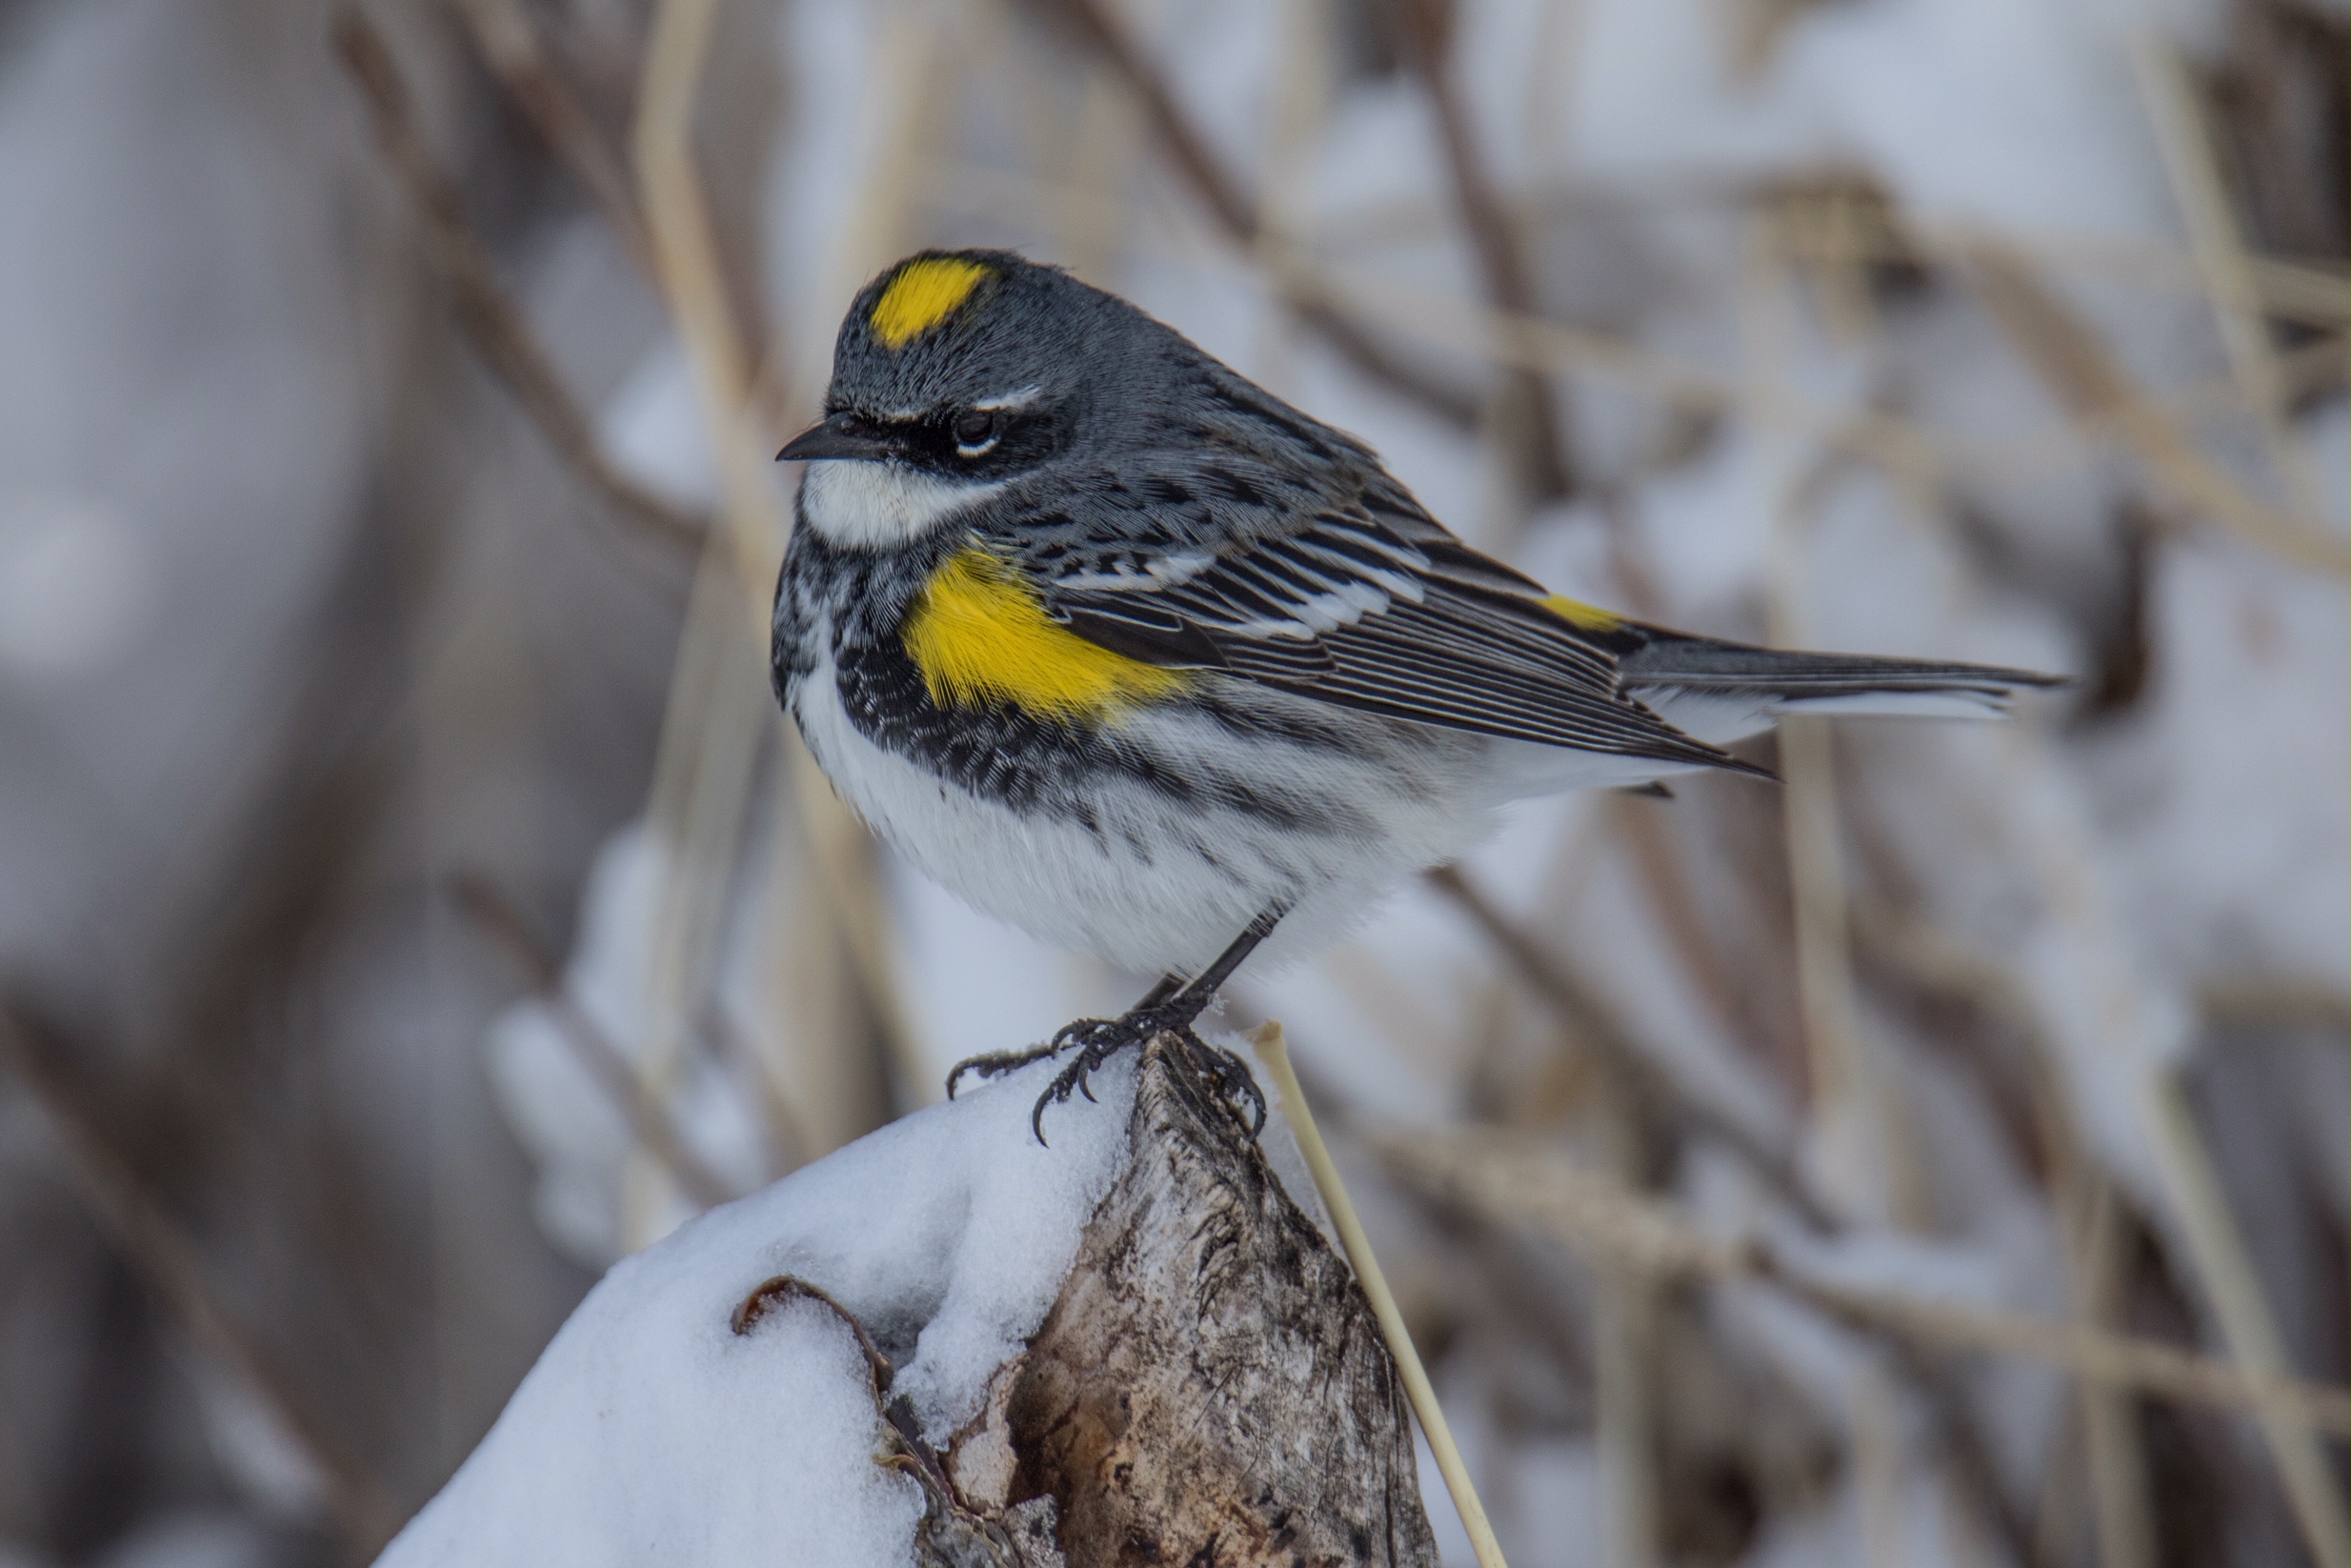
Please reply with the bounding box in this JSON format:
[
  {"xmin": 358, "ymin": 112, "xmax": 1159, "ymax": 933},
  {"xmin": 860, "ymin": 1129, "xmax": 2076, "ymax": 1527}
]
[{"xmin": 1615, "ymin": 628, "xmax": 2066, "ymax": 745}]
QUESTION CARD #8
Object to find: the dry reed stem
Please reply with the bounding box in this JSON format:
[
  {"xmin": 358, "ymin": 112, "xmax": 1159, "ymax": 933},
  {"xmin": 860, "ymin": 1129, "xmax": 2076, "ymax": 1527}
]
[
  {"xmin": 332, "ymin": 9, "xmax": 705, "ymax": 550},
  {"xmin": 2129, "ymin": 32, "xmax": 2324, "ymax": 525},
  {"xmin": 1025, "ymin": 0, "xmax": 1482, "ymax": 428},
  {"xmin": 1965, "ymin": 242, "xmax": 2348, "ymax": 574},
  {"xmin": 1981, "ymin": 716, "xmax": 2351, "ymax": 1556},
  {"xmin": 1586, "ymin": 1069, "xmax": 1660, "ymax": 1568},
  {"xmin": 629, "ymin": 0, "xmax": 934, "ymax": 1215},
  {"xmin": 1849, "ymin": 1362, "xmax": 1911, "ymax": 1568},
  {"xmin": 1743, "ymin": 224, "xmax": 1926, "ymax": 1231},
  {"xmin": 2196, "ymin": 975, "xmax": 2351, "ymax": 1035},
  {"xmin": 443, "ymin": 0, "xmax": 659, "ymax": 282},
  {"xmin": 1376, "ymin": 1128, "xmax": 2351, "ymax": 1435},
  {"xmin": 449, "ymin": 874, "xmax": 736, "ymax": 1209},
  {"xmin": 2141, "ymin": 1071, "xmax": 2351, "ymax": 1568},
  {"xmin": 1398, "ymin": 0, "xmax": 1575, "ymax": 501},
  {"xmin": 1310, "ymin": 180, "xmax": 2350, "ymax": 328},
  {"xmin": 628, "ymin": 0, "xmax": 808, "ymax": 1240},
  {"xmin": 1604, "ymin": 793, "xmax": 1784, "ymax": 1089},
  {"xmin": 0, "ymin": 1009, "xmax": 402, "ymax": 1554},
  {"xmin": 1426, "ymin": 854, "xmax": 2061, "ymax": 1562},
  {"xmin": 904, "ymin": 153, "xmax": 2345, "ymax": 538},
  {"xmin": 771, "ymin": 2, "xmax": 957, "ymax": 1110},
  {"xmin": 1250, "ymin": 0, "xmax": 1333, "ymax": 397},
  {"xmin": 912, "ymin": 153, "xmax": 2351, "ymax": 500},
  {"xmin": 626, "ymin": 531, "xmax": 773, "ymax": 1243},
  {"xmin": 1251, "ymin": 1023, "xmax": 1513, "ymax": 1568},
  {"xmin": 1425, "ymin": 864, "xmax": 1825, "ymax": 1225},
  {"xmin": 2075, "ymin": 1177, "xmax": 2154, "ymax": 1568}
]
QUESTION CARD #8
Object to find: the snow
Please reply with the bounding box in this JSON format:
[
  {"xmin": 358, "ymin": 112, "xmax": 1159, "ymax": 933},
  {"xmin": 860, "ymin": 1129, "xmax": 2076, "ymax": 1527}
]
[
  {"xmin": 458, "ymin": 0, "xmax": 2344, "ymax": 1562},
  {"xmin": 379, "ymin": 1051, "xmax": 1135, "ymax": 1568}
]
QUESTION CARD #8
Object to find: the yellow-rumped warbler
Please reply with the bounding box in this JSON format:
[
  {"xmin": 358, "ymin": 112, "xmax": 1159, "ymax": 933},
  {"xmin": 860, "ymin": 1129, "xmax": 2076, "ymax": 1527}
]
[{"xmin": 773, "ymin": 250, "xmax": 2057, "ymax": 1133}]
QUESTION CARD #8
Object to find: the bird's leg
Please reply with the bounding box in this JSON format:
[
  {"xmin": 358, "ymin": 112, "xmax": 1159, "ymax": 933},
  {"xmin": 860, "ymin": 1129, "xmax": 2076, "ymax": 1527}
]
[
  {"xmin": 943, "ymin": 973, "xmax": 1183, "ymax": 1099},
  {"xmin": 1030, "ymin": 908, "xmax": 1284, "ymax": 1143}
]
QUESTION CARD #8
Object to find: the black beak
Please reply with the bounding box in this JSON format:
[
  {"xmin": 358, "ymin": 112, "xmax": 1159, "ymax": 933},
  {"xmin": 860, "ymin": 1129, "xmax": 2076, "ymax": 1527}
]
[{"xmin": 776, "ymin": 412, "xmax": 895, "ymax": 463}]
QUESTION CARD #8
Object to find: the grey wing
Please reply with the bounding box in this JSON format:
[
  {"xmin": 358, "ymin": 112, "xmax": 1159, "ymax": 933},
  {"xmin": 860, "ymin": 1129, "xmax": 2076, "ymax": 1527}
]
[{"xmin": 994, "ymin": 474, "xmax": 1755, "ymax": 775}]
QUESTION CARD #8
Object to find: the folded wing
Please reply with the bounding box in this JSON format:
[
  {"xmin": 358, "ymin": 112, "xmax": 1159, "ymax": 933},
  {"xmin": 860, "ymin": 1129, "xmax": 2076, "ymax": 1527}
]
[{"xmin": 995, "ymin": 479, "xmax": 2059, "ymax": 773}]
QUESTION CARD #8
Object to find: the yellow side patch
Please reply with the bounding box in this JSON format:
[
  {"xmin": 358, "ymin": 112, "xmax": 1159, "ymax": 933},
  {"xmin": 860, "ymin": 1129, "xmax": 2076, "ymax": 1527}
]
[
  {"xmin": 905, "ymin": 548, "xmax": 1189, "ymax": 721},
  {"xmin": 1541, "ymin": 592, "xmax": 1623, "ymax": 633},
  {"xmin": 870, "ymin": 257, "xmax": 992, "ymax": 350}
]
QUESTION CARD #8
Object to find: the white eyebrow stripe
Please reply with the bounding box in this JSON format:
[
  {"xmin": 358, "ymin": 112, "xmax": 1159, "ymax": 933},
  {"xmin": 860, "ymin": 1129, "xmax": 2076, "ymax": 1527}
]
[{"xmin": 974, "ymin": 385, "xmax": 1043, "ymax": 412}]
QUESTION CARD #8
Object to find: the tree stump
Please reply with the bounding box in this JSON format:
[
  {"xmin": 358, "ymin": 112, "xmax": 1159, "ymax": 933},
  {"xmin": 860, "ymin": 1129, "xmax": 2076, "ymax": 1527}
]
[{"xmin": 806, "ymin": 1033, "xmax": 1440, "ymax": 1566}]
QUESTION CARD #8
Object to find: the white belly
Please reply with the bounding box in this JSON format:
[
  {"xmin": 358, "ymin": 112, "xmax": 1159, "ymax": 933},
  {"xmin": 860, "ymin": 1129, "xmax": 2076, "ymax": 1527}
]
[{"xmin": 790, "ymin": 648, "xmax": 1535, "ymax": 976}]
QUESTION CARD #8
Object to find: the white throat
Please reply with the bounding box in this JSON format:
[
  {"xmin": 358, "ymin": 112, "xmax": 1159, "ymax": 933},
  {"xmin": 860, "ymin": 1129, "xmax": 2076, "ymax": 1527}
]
[{"xmin": 797, "ymin": 460, "xmax": 1002, "ymax": 549}]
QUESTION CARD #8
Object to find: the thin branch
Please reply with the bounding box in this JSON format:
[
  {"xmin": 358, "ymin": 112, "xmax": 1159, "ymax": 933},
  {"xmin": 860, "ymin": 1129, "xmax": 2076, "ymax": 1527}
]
[
  {"xmin": 1253, "ymin": 1024, "xmax": 1512, "ymax": 1568},
  {"xmin": 2129, "ymin": 32, "xmax": 2322, "ymax": 524},
  {"xmin": 1025, "ymin": 0, "xmax": 1482, "ymax": 429},
  {"xmin": 332, "ymin": 9, "xmax": 706, "ymax": 551},
  {"xmin": 1397, "ymin": 0, "xmax": 1575, "ymax": 499},
  {"xmin": 1425, "ymin": 864, "xmax": 1829, "ymax": 1225},
  {"xmin": 2142, "ymin": 1070, "xmax": 2351, "ymax": 1568},
  {"xmin": 1428, "ymin": 862, "xmax": 2043, "ymax": 1564},
  {"xmin": 1376, "ymin": 1127, "xmax": 2351, "ymax": 1435},
  {"xmin": 442, "ymin": 0, "xmax": 660, "ymax": 283},
  {"xmin": 448, "ymin": 874, "xmax": 737, "ymax": 1210},
  {"xmin": 0, "ymin": 1007, "xmax": 403, "ymax": 1555},
  {"xmin": 631, "ymin": 0, "xmax": 925, "ymax": 1168},
  {"xmin": 1964, "ymin": 240, "xmax": 2347, "ymax": 574}
]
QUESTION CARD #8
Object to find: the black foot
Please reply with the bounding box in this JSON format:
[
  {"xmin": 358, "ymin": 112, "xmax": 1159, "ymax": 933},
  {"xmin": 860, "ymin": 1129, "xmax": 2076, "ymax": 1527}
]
[
  {"xmin": 942, "ymin": 973, "xmax": 1186, "ymax": 1102},
  {"xmin": 943, "ymin": 1042, "xmax": 1061, "ymax": 1101},
  {"xmin": 1027, "ymin": 1008, "xmax": 1265, "ymax": 1146},
  {"xmin": 947, "ymin": 909, "xmax": 1285, "ymax": 1145}
]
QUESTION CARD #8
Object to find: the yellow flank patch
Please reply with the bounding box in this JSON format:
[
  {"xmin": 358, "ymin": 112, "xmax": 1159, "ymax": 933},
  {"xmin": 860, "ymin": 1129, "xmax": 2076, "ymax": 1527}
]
[
  {"xmin": 870, "ymin": 257, "xmax": 992, "ymax": 350},
  {"xmin": 905, "ymin": 548, "xmax": 1189, "ymax": 721},
  {"xmin": 1541, "ymin": 592, "xmax": 1623, "ymax": 633}
]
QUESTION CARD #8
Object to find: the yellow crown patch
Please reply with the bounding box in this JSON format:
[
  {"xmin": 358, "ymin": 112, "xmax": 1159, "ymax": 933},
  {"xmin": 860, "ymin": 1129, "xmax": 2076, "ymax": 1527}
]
[{"xmin": 870, "ymin": 257, "xmax": 992, "ymax": 350}]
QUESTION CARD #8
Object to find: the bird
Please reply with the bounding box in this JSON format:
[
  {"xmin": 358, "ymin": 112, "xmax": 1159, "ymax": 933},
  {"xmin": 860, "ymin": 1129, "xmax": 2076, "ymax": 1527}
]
[{"xmin": 771, "ymin": 249, "xmax": 2060, "ymax": 1137}]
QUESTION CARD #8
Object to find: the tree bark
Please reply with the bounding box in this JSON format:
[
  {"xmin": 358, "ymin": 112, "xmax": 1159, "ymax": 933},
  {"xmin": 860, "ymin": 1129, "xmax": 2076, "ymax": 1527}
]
[{"xmin": 758, "ymin": 1034, "xmax": 1441, "ymax": 1566}]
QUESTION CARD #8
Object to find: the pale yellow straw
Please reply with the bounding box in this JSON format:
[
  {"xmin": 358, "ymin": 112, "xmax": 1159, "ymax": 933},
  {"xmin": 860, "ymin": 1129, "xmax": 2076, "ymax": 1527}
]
[{"xmin": 1251, "ymin": 1022, "xmax": 1511, "ymax": 1568}]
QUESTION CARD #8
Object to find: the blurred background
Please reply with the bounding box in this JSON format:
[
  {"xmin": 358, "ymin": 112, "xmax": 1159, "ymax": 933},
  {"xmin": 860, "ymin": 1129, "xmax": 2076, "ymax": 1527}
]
[{"xmin": 0, "ymin": 0, "xmax": 2342, "ymax": 1564}]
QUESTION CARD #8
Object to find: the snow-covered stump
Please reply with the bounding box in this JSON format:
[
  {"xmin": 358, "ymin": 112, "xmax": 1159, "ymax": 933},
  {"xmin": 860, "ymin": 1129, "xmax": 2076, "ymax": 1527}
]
[
  {"xmin": 982, "ymin": 1035, "xmax": 1437, "ymax": 1566},
  {"xmin": 377, "ymin": 1035, "xmax": 1437, "ymax": 1567}
]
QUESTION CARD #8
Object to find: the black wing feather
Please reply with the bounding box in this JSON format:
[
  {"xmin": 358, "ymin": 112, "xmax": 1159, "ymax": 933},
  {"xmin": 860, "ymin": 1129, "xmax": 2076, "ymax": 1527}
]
[{"xmin": 1002, "ymin": 489, "xmax": 1748, "ymax": 772}]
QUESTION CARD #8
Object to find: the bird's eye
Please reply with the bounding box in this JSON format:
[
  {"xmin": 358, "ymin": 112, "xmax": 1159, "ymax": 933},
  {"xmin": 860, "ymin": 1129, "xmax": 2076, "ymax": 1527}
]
[{"xmin": 952, "ymin": 409, "xmax": 1000, "ymax": 455}]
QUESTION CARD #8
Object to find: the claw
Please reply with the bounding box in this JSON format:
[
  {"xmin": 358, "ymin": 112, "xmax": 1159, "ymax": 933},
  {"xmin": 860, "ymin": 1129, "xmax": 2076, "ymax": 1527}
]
[{"xmin": 942, "ymin": 1037, "xmax": 1072, "ymax": 1104}]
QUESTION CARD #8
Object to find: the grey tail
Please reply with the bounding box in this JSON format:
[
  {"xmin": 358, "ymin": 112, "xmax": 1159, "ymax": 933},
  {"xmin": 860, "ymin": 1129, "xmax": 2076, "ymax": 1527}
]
[{"xmin": 1617, "ymin": 630, "xmax": 2069, "ymax": 717}]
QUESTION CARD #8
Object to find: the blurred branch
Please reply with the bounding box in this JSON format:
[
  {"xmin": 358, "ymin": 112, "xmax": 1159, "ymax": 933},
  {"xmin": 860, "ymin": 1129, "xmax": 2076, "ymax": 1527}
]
[
  {"xmin": 1252, "ymin": 1024, "xmax": 1510, "ymax": 1568},
  {"xmin": 2141, "ymin": 1070, "xmax": 2351, "ymax": 1568},
  {"xmin": 2072, "ymin": 1176, "xmax": 2157, "ymax": 1568},
  {"xmin": 1429, "ymin": 862, "xmax": 2042, "ymax": 1565},
  {"xmin": 0, "ymin": 1006, "xmax": 402, "ymax": 1555},
  {"xmin": 1426, "ymin": 864, "xmax": 1827, "ymax": 1224},
  {"xmin": 1607, "ymin": 792, "xmax": 1806, "ymax": 1096},
  {"xmin": 911, "ymin": 154, "xmax": 2346, "ymax": 532},
  {"xmin": 1397, "ymin": 0, "xmax": 1575, "ymax": 501},
  {"xmin": 2130, "ymin": 32, "xmax": 2322, "ymax": 524},
  {"xmin": 442, "ymin": 0, "xmax": 659, "ymax": 283},
  {"xmin": 1965, "ymin": 242, "xmax": 2348, "ymax": 574},
  {"xmin": 332, "ymin": 9, "xmax": 707, "ymax": 551},
  {"xmin": 448, "ymin": 874, "xmax": 737, "ymax": 1210},
  {"xmin": 1024, "ymin": 0, "xmax": 1483, "ymax": 429},
  {"xmin": 1376, "ymin": 1127, "xmax": 2351, "ymax": 1434},
  {"xmin": 2197, "ymin": 975, "xmax": 2351, "ymax": 1036},
  {"xmin": 631, "ymin": 0, "xmax": 920, "ymax": 1182}
]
